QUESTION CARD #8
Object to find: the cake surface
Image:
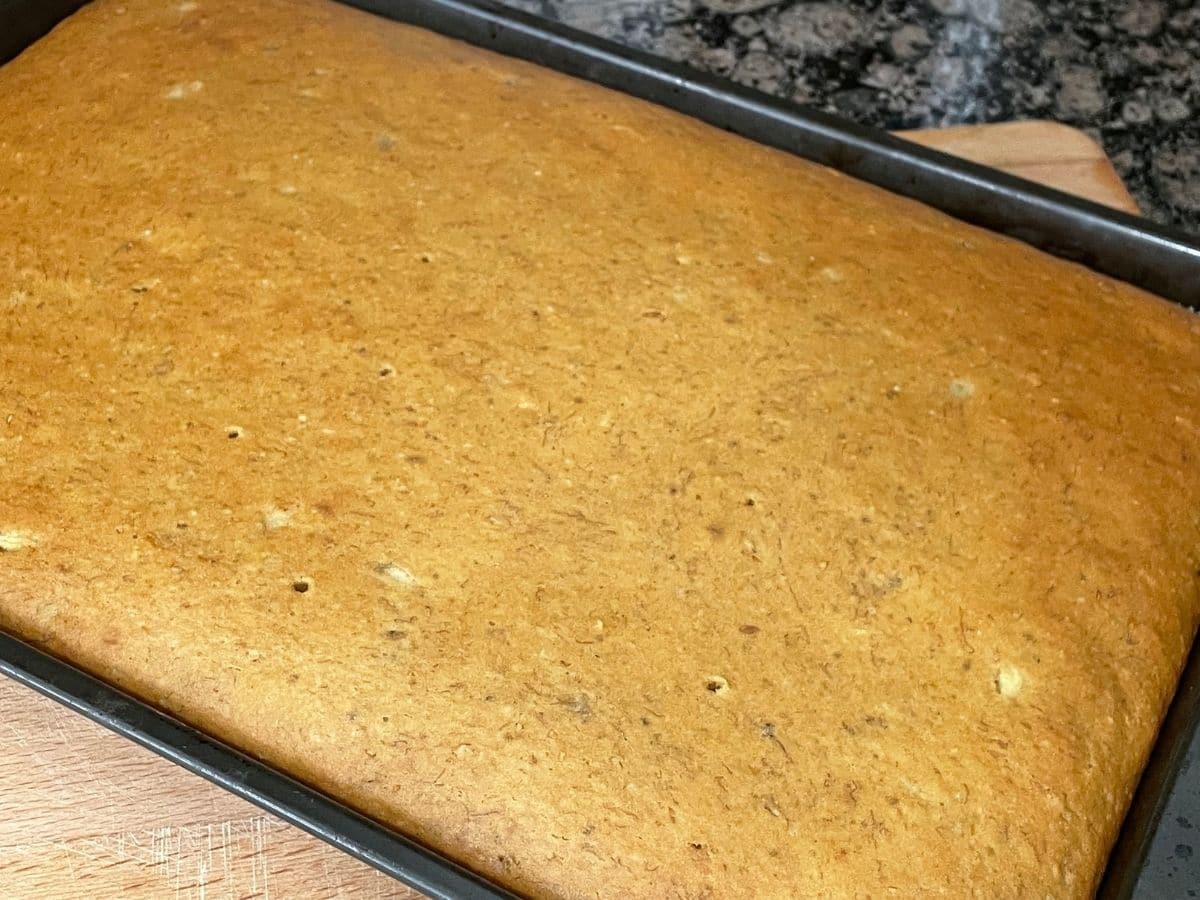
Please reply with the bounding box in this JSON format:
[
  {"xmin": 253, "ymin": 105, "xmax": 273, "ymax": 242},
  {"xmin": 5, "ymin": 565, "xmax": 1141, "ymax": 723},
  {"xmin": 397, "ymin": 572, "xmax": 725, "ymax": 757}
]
[{"xmin": 2, "ymin": 0, "xmax": 1200, "ymax": 896}]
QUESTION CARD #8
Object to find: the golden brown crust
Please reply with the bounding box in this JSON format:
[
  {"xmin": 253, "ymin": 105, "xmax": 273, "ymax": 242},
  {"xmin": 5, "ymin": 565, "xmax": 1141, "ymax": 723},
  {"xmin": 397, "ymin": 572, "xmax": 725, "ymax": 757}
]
[{"xmin": 2, "ymin": 0, "xmax": 1199, "ymax": 896}]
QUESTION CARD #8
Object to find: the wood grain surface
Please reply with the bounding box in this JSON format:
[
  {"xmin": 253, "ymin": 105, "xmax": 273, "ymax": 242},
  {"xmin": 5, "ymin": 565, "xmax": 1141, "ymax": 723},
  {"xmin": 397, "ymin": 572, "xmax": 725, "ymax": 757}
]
[
  {"xmin": 0, "ymin": 119, "xmax": 1138, "ymax": 899},
  {"xmin": 899, "ymin": 120, "xmax": 1141, "ymax": 215}
]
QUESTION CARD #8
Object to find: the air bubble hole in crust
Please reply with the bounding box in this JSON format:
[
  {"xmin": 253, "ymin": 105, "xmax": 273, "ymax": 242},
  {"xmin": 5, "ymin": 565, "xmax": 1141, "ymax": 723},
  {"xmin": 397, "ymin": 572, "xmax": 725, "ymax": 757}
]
[{"xmin": 704, "ymin": 675, "xmax": 729, "ymax": 695}]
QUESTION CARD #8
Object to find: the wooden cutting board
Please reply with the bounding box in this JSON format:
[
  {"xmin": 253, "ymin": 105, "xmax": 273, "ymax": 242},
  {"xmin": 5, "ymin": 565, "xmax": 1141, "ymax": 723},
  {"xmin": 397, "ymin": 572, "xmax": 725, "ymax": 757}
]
[{"xmin": 0, "ymin": 120, "xmax": 1140, "ymax": 899}]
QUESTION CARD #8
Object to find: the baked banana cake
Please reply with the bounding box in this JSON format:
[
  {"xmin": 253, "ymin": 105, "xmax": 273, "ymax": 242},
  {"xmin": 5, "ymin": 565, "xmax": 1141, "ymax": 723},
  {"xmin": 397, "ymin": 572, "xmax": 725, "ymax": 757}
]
[{"xmin": 2, "ymin": 0, "xmax": 1199, "ymax": 896}]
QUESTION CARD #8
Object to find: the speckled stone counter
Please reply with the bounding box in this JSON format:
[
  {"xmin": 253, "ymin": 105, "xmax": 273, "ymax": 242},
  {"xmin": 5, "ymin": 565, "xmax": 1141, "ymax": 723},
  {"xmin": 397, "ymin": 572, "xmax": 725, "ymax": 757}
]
[{"xmin": 500, "ymin": 0, "xmax": 1200, "ymax": 232}]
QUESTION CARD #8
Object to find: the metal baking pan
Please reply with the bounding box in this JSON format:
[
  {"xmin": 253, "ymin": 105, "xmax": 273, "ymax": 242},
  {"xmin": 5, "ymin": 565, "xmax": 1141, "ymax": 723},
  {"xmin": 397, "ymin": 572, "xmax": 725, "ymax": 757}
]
[{"xmin": 2, "ymin": 0, "xmax": 1199, "ymax": 897}]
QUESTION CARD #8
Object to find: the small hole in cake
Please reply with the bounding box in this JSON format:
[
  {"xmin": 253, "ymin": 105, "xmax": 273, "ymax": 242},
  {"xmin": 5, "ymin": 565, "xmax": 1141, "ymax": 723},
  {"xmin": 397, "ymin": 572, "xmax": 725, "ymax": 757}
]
[
  {"xmin": 704, "ymin": 675, "xmax": 729, "ymax": 695},
  {"xmin": 226, "ymin": 426, "xmax": 243, "ymax": 439},
  {"xmin": 379, "ymin": 364, "xmax": 396, "ymax": 378},
  {"xmin": 292, "ymin": 577, "xmax": 312, "ymax": 594}
]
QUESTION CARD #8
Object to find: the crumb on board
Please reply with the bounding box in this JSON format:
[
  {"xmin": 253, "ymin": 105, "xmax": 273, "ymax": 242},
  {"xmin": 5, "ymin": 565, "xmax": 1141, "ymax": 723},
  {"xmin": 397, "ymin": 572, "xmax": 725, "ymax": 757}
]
[{"xmin": 704, "ymin": 675, "xmax": 730, "ymax": 696}]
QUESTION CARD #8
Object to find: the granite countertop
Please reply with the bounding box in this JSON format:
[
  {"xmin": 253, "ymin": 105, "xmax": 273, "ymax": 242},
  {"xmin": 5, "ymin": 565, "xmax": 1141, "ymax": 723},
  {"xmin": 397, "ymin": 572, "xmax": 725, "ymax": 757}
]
[{"xmin": 500, "ymin": 0, "xmax": 1200, "ymax": 233}]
